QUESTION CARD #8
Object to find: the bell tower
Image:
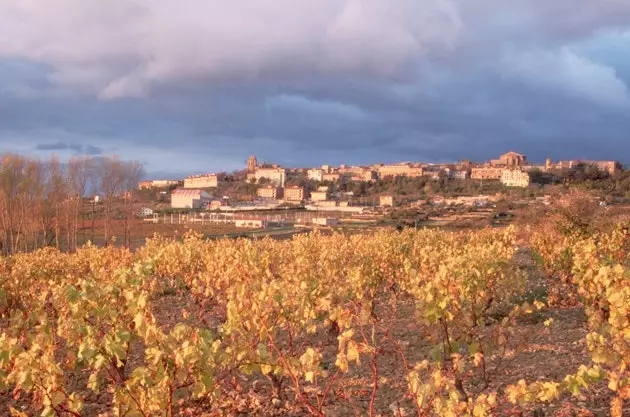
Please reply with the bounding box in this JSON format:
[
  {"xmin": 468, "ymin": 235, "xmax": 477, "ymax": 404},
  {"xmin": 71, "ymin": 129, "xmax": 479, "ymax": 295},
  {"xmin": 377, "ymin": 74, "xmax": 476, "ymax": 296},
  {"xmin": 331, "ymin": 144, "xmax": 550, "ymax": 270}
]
[{"xmin": 247, "ymin": 155, "xmax": 257, "ymax": 173}]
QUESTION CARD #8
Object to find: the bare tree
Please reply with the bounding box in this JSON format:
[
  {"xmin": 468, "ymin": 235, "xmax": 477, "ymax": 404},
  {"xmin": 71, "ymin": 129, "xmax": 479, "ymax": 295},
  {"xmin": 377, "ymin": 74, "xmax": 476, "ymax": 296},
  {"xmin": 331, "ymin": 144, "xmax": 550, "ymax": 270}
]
[
  {"xmin": 100, "ymin": 156, "xmax": 128, "ymax": 246},
  {"xmin": 68, "ymin": 156, "xmax": 92, "ymax": 251},
  {"xmin": 0, "ymin": 155, "xmax": 45, "ymax": 254},
  {"xmin": 122, "ymin": 161, "xmax": 144, "ymax": 249},
  {"xmin": 46, "ymin": 155, "xmax": 67, "ymax": 249},
  {"xmin": 0, "ymin": 153, "xmax": 143, "ymax": 253}
]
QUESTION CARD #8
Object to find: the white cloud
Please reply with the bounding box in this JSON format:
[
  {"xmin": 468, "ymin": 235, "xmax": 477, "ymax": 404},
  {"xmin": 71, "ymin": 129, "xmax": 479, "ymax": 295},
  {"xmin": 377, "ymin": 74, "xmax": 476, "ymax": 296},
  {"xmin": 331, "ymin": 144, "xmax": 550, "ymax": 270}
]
[
  {"xmin": 1, "ymin": 0, "xmax": 630, "ymax": 103},
  {"xmin": 0, "ymin": 0, "xmax": 462, "ymax": 99},
  {"xmin": 500, "ymin": 48, "xmax": 630, "ymax": 108}
]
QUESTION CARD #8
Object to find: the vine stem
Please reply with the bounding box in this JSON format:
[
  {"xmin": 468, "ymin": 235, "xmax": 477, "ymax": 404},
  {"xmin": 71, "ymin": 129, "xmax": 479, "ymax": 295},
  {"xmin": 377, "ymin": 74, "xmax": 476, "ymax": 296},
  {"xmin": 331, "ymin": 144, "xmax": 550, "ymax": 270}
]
[{"xmin": 267, "ymin": 334, "xmax": 324, "ymax": 417}]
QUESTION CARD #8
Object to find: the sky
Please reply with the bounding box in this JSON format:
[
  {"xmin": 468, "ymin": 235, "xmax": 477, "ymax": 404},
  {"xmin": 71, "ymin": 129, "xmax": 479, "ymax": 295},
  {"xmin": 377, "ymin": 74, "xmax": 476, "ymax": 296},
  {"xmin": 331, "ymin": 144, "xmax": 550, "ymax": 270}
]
[{"xmin": 1, "ymin": 1, "xmax": 630, "ymax": 179}]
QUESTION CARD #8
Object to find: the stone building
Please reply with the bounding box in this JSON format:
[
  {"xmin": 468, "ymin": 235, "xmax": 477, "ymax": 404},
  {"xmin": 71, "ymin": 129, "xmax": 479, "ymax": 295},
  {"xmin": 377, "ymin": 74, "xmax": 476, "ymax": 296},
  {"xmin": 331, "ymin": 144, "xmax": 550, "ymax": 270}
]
[
  {"xmin": 491, "ymin": 152, "xmax": 527, "ymax": 167},
  {"xmin": 471, "ymin": 167, "xmax": 503, "ymax": 180},
  {"xmin": 545, "ymin": 159, "xmax": 621, "ymax": 174},
  {"xmin": 247, "ymin": 155, "xmax": 258, "ymax": 173},
  {"xmin": 448, "ymin": 170, "xmax": 469, "ymax": 180},
  {"xmin": 377, "ymin": 164, "xmax": 423, "ymax": 178},
  {"xmin": 501, "ymin": 169, "xmax": 531, "ymax": 187},
  {"xmin": 184, "ymin": 174, "xmax": 218, "ymax": 188},
  {"xmin": 139, "ymin": 180, "xmax": 180, "ymax": 190}
]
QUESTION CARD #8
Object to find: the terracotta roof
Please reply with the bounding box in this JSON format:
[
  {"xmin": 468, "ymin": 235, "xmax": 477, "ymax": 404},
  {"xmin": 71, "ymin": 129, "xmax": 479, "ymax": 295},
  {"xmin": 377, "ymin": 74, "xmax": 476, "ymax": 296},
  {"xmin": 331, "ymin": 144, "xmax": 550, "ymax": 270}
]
[{"xmin": 171, "ymin": 189, "xmax": 207, "ymax": 197}]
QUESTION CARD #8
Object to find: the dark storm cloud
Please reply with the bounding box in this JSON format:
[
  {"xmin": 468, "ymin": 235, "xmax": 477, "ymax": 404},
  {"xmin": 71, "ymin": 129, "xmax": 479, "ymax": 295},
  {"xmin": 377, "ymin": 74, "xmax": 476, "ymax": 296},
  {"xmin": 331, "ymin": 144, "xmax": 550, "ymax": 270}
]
[
  {"xmin": 84, "ymin": 145, "xmax": 103, "ymax": 155},
  {"xmin": 35, "ymin": 142, "xmax": 83, "ymax": 152},
  {"xmin": 35, "ymin": 141, "xmax": 103, "ymax": 155},
  {"xmin": 1, "ymin": 1, "xmax": 630, "ymax": 175}
]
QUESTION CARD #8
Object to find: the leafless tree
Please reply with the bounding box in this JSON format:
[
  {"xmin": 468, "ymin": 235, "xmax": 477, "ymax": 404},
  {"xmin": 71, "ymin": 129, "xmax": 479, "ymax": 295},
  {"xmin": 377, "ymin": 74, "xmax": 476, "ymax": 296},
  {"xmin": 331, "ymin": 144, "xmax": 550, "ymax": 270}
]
[
  {"xmin": 122, "ymin": 160, "xmax": 144, "ymax": 249},
  {"xmin": 67, "ymin": 156, "xmax": 93, "ymax": 251},
  {"xmin": 0, "ymin": 153, "xmax": 143, "ymax": 253}
]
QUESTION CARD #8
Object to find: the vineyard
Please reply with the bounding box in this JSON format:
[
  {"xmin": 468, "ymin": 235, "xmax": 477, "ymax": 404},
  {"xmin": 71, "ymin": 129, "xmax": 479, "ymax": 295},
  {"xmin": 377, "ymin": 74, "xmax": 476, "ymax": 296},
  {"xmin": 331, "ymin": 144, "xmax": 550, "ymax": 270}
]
[{"xmin": 0, "ymin": 211, "xmax": 629, "ymax": 415}]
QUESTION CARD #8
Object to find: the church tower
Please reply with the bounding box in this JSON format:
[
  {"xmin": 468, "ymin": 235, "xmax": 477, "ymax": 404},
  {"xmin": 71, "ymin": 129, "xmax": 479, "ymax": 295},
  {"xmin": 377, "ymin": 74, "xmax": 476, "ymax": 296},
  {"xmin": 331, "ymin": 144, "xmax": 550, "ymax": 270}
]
[{"xmin": 247, "ymin": 155, "xmax": 258, "ymax": 173}]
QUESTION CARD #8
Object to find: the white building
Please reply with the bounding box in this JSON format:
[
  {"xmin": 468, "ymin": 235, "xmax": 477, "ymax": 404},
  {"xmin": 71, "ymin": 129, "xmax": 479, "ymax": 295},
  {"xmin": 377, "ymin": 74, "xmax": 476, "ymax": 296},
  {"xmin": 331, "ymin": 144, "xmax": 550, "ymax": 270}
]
[
  {"xmin": 137, "ymin": 207, "xmax": 154, "ymax": 217},
  {"xmin": 449, "ymin": 170, "xmax": 469, "ymax": 180},
  {"xmin": 171, "ymin": 189, "xmax": 211, "ymax": 209},
  {"xmin": 310, "ymin": 191, "xmax": 328, "ymax": 202},
  {"xmin": 379, "ymin": 195, "xmax": 394, "ymax": 207},
  {"xmin": 307, "ymin": 169, "xmax": 324, "ymax": 182},
  {"xmin": 235, "ymin": 219, "xmax": 267, "ymax": 228},
  {"xmin": 249, "ymin": 168, "xmax": 286, "ymax": 187},
  {"xmin": 312, "ymin": 217, "xmax": 339, "ymax": 227}
]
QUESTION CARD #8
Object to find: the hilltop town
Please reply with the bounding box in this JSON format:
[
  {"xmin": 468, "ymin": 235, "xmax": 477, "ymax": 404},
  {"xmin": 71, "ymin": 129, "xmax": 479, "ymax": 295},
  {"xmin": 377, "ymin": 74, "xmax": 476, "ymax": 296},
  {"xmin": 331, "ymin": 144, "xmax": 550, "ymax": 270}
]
[{"xmin": 139, "ymin": 152, "xmax": 622, "ymax": 211}]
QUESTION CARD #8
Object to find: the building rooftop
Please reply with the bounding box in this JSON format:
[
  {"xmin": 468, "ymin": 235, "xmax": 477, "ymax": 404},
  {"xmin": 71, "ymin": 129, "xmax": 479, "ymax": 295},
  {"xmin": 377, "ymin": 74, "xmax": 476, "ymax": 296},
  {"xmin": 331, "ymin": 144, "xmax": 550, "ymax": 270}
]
[
  {"xmin": 171, "ymin": 189, "xmax": 208, "ymax": 197},
  {"xmin": 185, "ymin": 173, "xmax": 217, "ymax": 178}
]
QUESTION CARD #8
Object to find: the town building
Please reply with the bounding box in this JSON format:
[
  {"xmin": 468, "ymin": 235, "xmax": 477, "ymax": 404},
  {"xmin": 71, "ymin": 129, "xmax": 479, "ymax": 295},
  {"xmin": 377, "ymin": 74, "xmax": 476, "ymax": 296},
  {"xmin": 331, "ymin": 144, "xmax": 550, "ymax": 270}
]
[
  {"xmin": 581, "ymin": 160, "xmax": 620, "ymax": 174},
  {"xmin": 284, "ymin": 186, "xmax": 305, "ymax": 202},
  {"xmin": 545, "ymin": 159, "xmax": 621, "ymax": 174},
  {"xmin": 433, "ymin": 195, "xmax": 500, "ymax": 206},
  {"xmin": 349, "ymin": 169, "xmax": 377, "ymax": 182},
  {"xmin": 248, "ymin": 168, "xmax": 286, "ymax": 187},
  {"xmin": 315, "ymin": 200, "xmax": 339, "ymax": 207},
  {"xmin": 377, "ymin": 164, "xmax": 423, "ymax": 178},
  {"xmin": 208, "ymin": 200, "xmax": 227, "ymax": 210},
  {"xmin": 137, "ymin": 207, "xmax": 154, "ymax": 217},
  {"xmin": 138, "ymin": 181, "xmax": 152, "ymax": 190},
  {"xmin": 423, "ymin": 166, "xmax": 443, "ymax": 179},
  {"xmin": 307, "ymin": 169, "xmax": 324, "ymax": 182},
  {"xmin": 257, "ymin": 185, "xmax": 282, "ymax": 200},
  {"xmin": 138, "ymin": 180, "xmax": 180, "ymax": 190},
  {"xmin": 501, "ymin": 169, "xmax": 531, "ymax": 187},
  {"xmin": 312, "ymin": 217, "xmax": 340, "ymax": 227},
  {"xmin": 171, "ymin": 189, "xmax": 211, "ymax": 209},
  {"xmin": 338, "ymin": 165, "xmax": 365, "ymax": 175},
  {"xmin": 491, "ymin": 152, "xmax": 527, "ymax": 167},
  {"xmin": 471, "ymin": 167, "xmax": 504, "ymax": 180},
  {"xmin": 247, "ymin": 155, "xmax": 258, "ymax": 173},
  {"xmin": 235, "ymin": 219, "xmax": 267, "ymax": 228},
  {"xmin": 310, "ymin": 191, "xmax": 328, "ymax": 202},
  {"xmin": 322, "ymin": 173, "xmax": 340, "ymax": 182},
  {"xmin": 379, "ymin": 195, "xmax": 394, "ymax": 207},
  {"xmin": 522, "ymin": 164, "xmax": 547, "ymax": 172},
  {"xmin": 184, "ymin": 174, "xmax": 218, "ymax": 189},
  {"xmin": 449, "ymin": 170, "xmax": 469, "ymax": 180}
]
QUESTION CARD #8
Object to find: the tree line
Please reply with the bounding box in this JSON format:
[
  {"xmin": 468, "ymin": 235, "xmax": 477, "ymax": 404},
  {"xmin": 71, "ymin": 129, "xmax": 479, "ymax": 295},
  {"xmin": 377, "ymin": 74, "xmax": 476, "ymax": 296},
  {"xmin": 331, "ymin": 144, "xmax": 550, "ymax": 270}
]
[{"xmin": 0, "ymin": 153, "xmax": 143, "ymax": 255}]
